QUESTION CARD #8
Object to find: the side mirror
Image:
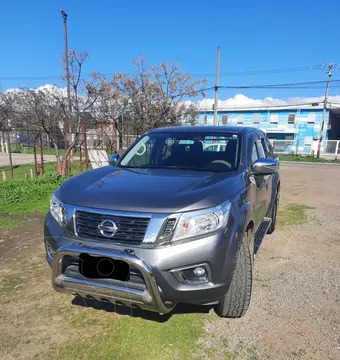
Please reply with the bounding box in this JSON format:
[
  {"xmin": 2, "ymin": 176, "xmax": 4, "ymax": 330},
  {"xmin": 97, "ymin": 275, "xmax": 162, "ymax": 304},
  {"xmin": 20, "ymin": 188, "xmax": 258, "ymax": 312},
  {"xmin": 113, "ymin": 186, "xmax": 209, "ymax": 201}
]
[
  {"xmin": 253, "ymin": 158, "xmax": 278, "ymax": 175},
  {"xmin": 109, "ymin": 154, "xmax": 120, "ymax": 166}
]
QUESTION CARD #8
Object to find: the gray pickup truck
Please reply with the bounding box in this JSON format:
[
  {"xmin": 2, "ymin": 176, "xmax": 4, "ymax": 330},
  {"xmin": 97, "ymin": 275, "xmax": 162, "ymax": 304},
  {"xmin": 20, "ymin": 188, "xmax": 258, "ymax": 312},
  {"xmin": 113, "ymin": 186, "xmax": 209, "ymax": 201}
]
[{"xmin": 45, "ymin": 126, "xmax": 280, "ymax": 318}]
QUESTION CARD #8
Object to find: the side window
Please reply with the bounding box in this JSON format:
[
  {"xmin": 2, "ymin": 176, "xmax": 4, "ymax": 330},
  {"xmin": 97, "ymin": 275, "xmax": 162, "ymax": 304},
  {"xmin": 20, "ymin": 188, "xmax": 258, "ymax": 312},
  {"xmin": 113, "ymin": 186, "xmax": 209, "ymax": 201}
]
[
  {"xmin": 251, "ymin": 143, "xmax": 259, "ymax": 166},
  {"xmin": 120, "ymin": 136, "xmax": 156, "ymax": 167},
  {"xmin": 256, "ymin": 140, "xmax": 266, "ymax": 158},
  {"xmin": 262, "ymin": 136, "xmax": 273, "ymax": 157},
  {"xmin": 204, "ymin": 144, "xmax": 218, "ymax": 152}
]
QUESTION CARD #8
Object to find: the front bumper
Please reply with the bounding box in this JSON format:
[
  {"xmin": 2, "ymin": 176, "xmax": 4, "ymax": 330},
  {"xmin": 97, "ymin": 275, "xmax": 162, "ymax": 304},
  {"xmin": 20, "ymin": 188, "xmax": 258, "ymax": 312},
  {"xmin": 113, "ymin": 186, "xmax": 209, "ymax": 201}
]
[
  {"xmin": 45, "ymin": 209, "xmax": 242, "ymax": 313},
  {"xmin": 51, "ymin": 243, "xmax": 175, "ymax": 314}
]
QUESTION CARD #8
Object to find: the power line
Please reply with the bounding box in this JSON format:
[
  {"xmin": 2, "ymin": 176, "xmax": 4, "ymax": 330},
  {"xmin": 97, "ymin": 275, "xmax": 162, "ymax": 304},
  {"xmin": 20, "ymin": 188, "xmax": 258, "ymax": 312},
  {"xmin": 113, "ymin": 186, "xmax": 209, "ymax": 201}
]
[
  {"xmin": 193, "ymin": 64, "xmax": 324, "ymax": 77},
  {"xmin": 217, "ymin": 79, "xmax": 340, "ymax": 90},
  {"xmin": 0, "ymin": 63, "xmax": 327, "ymax": 81}
]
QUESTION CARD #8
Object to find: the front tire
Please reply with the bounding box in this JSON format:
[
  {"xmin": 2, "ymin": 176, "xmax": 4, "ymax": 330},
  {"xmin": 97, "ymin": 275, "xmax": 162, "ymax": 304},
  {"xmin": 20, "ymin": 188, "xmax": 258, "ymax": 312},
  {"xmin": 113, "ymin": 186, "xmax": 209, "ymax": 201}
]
[{"xmin": 214, "ymin": 231, "xmax": 252, "ymax": 318}]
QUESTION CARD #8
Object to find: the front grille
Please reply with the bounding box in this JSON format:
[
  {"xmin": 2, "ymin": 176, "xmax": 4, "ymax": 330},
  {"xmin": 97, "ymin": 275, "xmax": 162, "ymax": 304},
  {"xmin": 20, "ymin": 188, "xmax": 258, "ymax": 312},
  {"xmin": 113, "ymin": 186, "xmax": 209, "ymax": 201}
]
[{"xmin": 75, "ymin": 211, "xmax": 150, "ymax": 245}]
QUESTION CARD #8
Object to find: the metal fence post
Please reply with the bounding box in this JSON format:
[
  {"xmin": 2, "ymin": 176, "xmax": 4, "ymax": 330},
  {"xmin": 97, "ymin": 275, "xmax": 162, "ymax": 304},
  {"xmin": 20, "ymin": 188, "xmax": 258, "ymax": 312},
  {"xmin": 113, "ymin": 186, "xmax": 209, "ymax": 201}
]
[
  {"xmin": 39, "ymin": 131, "xmax": 45, "ymax": 175},
  {"xmin": 6, "ymin": 129, "xmax": 14, "ymax": 179},
  {"xmin": 33, "ymin": 134, "xmax": 39, "ymax": 177},
  {"xmin": 83, "ymin": 125, "xmax": 89, "ymax": 171},
  {"xmin": 79, "ymin": 144, "xmax": 83, "ymax": 173}
]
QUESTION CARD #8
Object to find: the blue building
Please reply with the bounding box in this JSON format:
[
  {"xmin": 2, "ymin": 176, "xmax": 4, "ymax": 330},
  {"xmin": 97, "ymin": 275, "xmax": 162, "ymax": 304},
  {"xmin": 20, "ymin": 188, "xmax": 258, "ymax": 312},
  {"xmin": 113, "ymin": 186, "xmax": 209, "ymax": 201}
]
[{"xmin": 189, "ymin": 104, "xmax": 340, "ymax": 154}]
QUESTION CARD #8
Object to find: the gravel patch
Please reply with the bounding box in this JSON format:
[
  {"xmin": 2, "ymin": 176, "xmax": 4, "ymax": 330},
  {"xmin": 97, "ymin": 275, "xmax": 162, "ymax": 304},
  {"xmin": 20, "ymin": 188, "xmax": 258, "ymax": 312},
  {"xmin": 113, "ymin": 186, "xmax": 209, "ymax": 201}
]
[{"xmin": 200, "ymin": 166, "xmax": 340, "ymax": 360}]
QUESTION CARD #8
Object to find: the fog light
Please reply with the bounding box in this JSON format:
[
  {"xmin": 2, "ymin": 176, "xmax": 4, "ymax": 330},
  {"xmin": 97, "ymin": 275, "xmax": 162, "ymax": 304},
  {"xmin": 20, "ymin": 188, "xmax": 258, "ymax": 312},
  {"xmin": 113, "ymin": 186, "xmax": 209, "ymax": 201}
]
[
  {"xmin": 193, "ymin": 267, "xmax": 206, "ymax": 277},
  {"xmin": 171, "ymin": 264, "xmax": 210, "ymax": 284}
]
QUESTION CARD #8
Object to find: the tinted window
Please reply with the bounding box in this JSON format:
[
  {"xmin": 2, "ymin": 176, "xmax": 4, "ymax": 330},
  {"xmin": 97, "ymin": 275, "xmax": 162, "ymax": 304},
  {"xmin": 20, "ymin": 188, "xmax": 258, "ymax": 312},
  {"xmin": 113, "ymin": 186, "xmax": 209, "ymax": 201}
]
[
  {"xmin": 251, "ymin": 143, "xmax": 258, "ymax": 165},
  {"xmin": 288, "ymin": 114, "xmax": 295, "ymax": 124},
  {"xmin": 120, "ymin": 136, "xmax": 156, "ymax": 167},
  {"xmin": 262, "ymin": 136, "xmax": 273, "ymax": 156},
  {"xmin": 119, "ymin": 132, "xmax": 240, "ymax": 172},
  {"xmin": 256, "ymin": 140, "xmax": 266, "ymax": 158},
  {"xmin": 204, "ymin": 144, "xmax": 218, "ymax": 152}
]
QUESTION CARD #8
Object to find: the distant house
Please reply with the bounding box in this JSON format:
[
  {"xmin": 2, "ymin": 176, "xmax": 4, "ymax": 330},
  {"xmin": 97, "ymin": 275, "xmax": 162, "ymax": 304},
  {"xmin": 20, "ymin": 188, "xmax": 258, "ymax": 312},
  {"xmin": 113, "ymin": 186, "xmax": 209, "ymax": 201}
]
[{"xmin": 188, "ymin": 103, "xmax": 340, "ymax": 154}]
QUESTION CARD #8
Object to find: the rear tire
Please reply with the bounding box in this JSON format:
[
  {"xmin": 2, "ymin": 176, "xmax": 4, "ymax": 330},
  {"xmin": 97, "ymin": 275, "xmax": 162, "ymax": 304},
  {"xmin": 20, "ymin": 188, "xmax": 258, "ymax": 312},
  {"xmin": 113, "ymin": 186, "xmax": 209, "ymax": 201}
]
[{"xmin": 214, "ymin": 231, "xmax": 252, "ymax": 318}]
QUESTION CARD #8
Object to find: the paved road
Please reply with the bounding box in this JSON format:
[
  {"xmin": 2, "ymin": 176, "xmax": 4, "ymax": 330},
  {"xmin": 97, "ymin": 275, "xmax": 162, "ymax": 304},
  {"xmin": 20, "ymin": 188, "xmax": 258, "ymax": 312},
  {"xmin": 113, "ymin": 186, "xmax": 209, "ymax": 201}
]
[{"xmin": 0, "ymin": 153, "xmax": 58, "ymax": 167}]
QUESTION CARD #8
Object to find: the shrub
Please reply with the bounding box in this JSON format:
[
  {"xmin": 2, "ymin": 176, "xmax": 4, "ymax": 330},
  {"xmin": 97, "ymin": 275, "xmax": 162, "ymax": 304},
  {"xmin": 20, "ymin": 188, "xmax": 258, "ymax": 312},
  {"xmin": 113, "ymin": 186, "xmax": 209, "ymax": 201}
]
[
  {"xmin": 0, "ymin": 171, "xmax": 68, "ymax": 208},
  {"xmin": 11, "ymin": 142, "xmax": 23, "ymax": 153}
]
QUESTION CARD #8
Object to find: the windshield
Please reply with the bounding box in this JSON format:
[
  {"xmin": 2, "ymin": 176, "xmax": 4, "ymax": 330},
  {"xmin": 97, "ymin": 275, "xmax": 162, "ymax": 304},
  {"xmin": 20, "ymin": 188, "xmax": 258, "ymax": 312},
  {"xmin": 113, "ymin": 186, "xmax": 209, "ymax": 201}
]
[{"xmin": 118, "ymin": 131, "xmax": 240, "ymax": 172}]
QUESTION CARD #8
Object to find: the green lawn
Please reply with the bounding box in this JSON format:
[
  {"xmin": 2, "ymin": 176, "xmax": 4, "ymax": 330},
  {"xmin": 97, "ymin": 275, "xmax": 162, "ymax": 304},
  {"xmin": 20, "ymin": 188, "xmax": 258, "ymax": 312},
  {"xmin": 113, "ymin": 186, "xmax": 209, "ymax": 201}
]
[
  {"xmin": 0, "ymin": 160, "xmax": 85, "ymax": 181},
  {"xmin": 277, "ymin": 203, "xmax": 314, "ymax": 228},
  {"xmin": 48, "ymin": 310, "xmax": 213, "ymax": 360},
  {"xmin": 19, "ymin": 147, "xmax": 81, "ymax": 157},
  {"xmin": 278, "ymin": 154, "xmax": 340, "ymax": 163}
]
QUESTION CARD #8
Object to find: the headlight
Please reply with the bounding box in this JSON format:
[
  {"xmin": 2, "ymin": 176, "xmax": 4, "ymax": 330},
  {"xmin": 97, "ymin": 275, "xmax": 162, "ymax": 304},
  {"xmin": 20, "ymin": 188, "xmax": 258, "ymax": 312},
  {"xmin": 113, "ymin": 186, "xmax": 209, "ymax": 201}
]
[
  {"xmin": 50, "ymin": 193, "xmax": 65, "ymax": 226},
  {"xmin": 172, "ymin": 201, "xmax": 231, "ymax": 242}
]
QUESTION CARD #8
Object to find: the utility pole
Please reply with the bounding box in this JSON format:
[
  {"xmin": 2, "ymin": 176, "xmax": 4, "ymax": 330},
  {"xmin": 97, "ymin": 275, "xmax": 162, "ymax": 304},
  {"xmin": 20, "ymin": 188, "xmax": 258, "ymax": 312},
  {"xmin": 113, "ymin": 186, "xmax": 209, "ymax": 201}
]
[
  {"xmin": 317, "ymin": 64, "xmax": 333, "ymax": 158},
  {"xmin": 59, "ymin": 9, "xmax": 72, "ymax": 135},
  {"xmin": 213, "ymin": 47, "xmax": 220, "ymax": 126}
]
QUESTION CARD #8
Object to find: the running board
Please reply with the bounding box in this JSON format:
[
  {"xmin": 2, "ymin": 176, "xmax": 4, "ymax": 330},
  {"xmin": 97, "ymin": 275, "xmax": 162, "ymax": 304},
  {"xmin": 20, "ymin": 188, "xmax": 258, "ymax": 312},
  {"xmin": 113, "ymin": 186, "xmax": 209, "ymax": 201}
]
[{"xmin": 254, "ymin": 217, "xmax": 272, "ymax": 254}]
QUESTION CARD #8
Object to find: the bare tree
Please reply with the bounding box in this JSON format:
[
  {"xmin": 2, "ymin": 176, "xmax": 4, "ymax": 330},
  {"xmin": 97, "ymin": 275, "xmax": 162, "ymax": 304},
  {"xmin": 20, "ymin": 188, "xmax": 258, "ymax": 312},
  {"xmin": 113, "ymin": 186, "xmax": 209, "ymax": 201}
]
[
  {"xmin": 11, "ymin": 88, "xmax": 64, "ymax": 166},
  {"xmin": 53, "ymin": 50, "xmax": 102, "ymax": 174},
  {"xmin": 95, "ymin": 79, "xmax": 126, "ymax": 150},
  {"xmin": 113, "ymin": 57, "xmax": 207, "ymax": 135},
  {"xmin": 0, "ymin": 90, "xmax": 11, "ymax": 153}
]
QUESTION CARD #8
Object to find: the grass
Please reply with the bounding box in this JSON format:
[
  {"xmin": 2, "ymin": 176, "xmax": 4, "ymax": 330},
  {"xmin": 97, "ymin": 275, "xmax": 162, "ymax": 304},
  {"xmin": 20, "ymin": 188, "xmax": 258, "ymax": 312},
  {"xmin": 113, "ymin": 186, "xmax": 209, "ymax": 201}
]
[
  {"xmin": 0, "ymin": 162, "xmax": 89, "ymax": 229},
  {"xmin": 0, "ymin": 198, "xmax": 49, "ymax": 229},
  {"xmin": 4, "ymin": 199, "xmax": 49, "ymax": 215},
  {"xmin": 277, "ymin": 203, "xmax": 314, "ymax": 228},
  {"xmin": 278, "ymin": 154, "xmax": 340, "ymax": 163},
  {"xmin": 20, "ymin": 147, "xmax": 67, "ymax": 155},
  {"xmin": 47, "ymin": 309, "xmax": 210, "ymax": 360},
  {"xmin": 0, "ymin": 276, "xmax": 23, "ymax": 295},
  {"xmin": 0, "ymin": 160, "xmax": 84, "ymax": 181},
  {"xmin": 19, "ymin": 147, "xmax": 81, "ymax": 157},
  {"xmin": 0, "ymin": 215, "xmax": 25, "ymax": 229}
]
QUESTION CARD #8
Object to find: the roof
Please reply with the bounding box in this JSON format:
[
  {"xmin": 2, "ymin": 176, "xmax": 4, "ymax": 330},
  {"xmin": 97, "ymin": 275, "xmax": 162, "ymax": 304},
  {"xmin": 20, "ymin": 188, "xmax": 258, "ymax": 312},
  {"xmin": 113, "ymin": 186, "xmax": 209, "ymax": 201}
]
[
  {"xmin": 149, "ymin": 125, "xmax": 260, "ymax": 135},
  {"xmin": 198, "ymin": 103, "xmax": 328, "ymax": 113}
]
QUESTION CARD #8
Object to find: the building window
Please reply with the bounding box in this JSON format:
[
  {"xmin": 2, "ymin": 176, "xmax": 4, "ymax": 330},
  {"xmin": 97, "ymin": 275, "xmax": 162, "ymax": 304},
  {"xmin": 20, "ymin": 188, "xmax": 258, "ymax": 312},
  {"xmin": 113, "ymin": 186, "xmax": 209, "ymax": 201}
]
[
  {"xmin": 270, "ymin": 114, "xmax": 279, "ymax": 123},
  {"xmin": 253, "ymin": 113, "xmax": 260, "ymax": 124},
  {"xmin": 288, "ymin": 114, "xmax": 295, "ymax": 124},
  {"xmin": 307, "ymin": 113, "xmax": 316, "ymax": 123},
  {"xmin": 222, "ymin": 115, "xmax": 228, "ymax": 125},
  {"xmin": 237, "ymin": 114, "xmax": 244, "ymax": 124},
  {"xmin": 304, "ymin": 136, "xmax": 313, "ymax": 146}
]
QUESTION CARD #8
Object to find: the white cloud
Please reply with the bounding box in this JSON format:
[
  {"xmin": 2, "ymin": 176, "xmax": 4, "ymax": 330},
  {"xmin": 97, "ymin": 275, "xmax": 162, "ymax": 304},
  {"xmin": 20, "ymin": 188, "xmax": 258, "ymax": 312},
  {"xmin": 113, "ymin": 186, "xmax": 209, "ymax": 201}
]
[
  {"xmin": 6, "ymin": 85, "xmax": 340, "ymax": 110},
  {"xmin": 195, "ymin": 93, "xmax": 340, "ymax": 110}
]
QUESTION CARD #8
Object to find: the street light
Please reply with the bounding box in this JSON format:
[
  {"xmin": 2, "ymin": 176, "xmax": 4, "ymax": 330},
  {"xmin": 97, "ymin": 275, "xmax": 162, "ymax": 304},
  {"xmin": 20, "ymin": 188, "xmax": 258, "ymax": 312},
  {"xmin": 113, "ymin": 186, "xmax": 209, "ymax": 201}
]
[{"xmin": 59, "ymin": 8, "xmax": 72, "ymax": 135}]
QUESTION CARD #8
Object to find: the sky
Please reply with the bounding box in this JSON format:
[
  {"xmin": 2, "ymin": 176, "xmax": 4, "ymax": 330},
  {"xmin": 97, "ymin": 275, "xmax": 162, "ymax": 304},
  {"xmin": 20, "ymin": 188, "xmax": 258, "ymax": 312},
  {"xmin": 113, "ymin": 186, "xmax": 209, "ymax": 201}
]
[{"xmin": 1, "ymin": 0, "xmax": 340, "ymax": 105}]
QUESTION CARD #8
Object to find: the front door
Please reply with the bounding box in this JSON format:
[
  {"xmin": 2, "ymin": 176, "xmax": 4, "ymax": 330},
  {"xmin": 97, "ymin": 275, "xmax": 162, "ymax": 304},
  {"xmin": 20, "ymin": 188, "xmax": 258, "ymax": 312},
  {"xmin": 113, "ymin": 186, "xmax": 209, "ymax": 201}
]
[{"xmin": 250, "ymin": 140, "xmax": 270, "ymax": 228}]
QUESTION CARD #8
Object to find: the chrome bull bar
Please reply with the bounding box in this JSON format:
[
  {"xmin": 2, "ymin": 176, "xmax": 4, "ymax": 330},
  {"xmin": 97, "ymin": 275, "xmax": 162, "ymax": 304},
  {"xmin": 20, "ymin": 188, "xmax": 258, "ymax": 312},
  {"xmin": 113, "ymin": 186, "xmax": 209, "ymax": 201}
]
[{"xmin": 51, "ymin": 243, "xmax": 175, "ymax": 314}]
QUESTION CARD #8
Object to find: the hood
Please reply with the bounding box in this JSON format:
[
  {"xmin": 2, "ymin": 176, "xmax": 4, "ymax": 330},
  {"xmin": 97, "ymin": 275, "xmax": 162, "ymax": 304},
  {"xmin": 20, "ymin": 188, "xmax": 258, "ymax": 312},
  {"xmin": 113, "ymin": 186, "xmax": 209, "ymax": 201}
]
[{"xmin": 58, "ymin": 166, "xmax": 246, "ymax": 213}]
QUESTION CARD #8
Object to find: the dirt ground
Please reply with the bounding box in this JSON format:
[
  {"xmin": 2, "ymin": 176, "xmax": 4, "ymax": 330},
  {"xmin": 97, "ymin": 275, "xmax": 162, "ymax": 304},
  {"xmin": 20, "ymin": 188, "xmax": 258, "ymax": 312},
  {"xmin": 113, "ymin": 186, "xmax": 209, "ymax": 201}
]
[{"xmin": 0, "ymin": 164, "xmax": 339, "ymax": 359}]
